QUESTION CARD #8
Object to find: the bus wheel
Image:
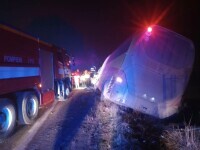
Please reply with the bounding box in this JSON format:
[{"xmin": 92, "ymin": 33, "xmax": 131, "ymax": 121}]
[
  {"xmin": 0, "ymin": 99, "xmax": 16, "ymax": 141},
  {"xmin": 18, "ymin": 92, "xmax": 39, "ymax": 125}
]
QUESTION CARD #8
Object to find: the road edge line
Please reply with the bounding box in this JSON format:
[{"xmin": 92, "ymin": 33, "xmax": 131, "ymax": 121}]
[{"xmin": 13, "ymin": 100, "xmax": 58, "ymax": 150}]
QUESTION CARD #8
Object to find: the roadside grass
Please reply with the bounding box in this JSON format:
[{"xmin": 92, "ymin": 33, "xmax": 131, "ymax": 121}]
[
  {"xmin": 118, "ymin": 106, "xmax": 164, "ymax": 149},
  {"xmin": 113, "ymin": 104, "xmax": 200, "ymax": 150},
  {"xmin": 95, "ymin": 92, "xmax": 200, "ymax": 149},
  {"xmin": 163, "ymin": 123, "xmax": 200, "ymax": 150}
]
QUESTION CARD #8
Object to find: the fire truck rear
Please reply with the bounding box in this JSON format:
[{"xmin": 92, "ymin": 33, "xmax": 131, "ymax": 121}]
[{"xmin": 0, "ymin": 24, "xmax": 72, "ymax": 140}]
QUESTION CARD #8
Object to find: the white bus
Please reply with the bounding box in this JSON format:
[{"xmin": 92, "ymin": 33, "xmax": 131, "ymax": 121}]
[{"xmin": 96, "ymin": 25, "xmax": 195, "ymax": 119}]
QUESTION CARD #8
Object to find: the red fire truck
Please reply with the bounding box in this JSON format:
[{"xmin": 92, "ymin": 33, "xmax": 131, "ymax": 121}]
[{"xmin": 0, "ymin": 24, "xmax": 72, "ymax": 140}]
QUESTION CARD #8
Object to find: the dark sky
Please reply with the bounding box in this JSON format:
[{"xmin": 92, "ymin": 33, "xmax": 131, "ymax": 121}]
[{"xmin": 0, "ymin": 0, "xmax": 199, "ymax": 71}]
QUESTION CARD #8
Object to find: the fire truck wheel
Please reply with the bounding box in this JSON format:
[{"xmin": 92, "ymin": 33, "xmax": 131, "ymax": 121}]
[
  {"xmin": 69, "ymin": 84, "xmax": 72, "ymax": 92},
  {"xmin": 54, "ymin": 81, "xmax": 59, "ymax": 98},
  {"xmin": 18, "ymin": 92, "xmax": 39, "ymax": 125},
  {"xmin": 0, "ymin": 99, "xmax": 16, "ymax": 141},
  {"xmin": 64, "ymin": 87, "xmax": 70, "ymax": 99}
]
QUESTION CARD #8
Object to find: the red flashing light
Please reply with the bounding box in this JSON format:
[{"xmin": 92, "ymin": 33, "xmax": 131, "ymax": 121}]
[
  {"xmin": 147, "ymin": 27, "xmax": 152, "ymax": 32},
  {"xmin": 38, "ymin": 83, "xmax": 42, "ymax": 88}
]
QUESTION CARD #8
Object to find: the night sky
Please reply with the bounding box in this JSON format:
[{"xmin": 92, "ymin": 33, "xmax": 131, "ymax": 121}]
[{"xmin": 0, "ymin": 0, "xmax": 199, "ymax": 71}]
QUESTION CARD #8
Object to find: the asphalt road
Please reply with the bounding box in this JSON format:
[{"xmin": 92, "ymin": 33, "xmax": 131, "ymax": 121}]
[
  {"xmin": 25, "ymin": 88, "xmax": 97, "ymax": 150},
  {"xmin": 0, "ymin": 88, "xmax": 97, "ymax": 150}
]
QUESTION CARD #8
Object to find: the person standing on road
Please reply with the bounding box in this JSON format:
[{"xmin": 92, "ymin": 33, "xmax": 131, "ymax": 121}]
[{"xmin": 74, "ymin": 69, "xmax": 80, "ymax": 89}]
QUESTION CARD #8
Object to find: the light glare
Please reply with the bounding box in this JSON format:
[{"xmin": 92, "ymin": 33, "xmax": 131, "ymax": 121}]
[
  {"xmin": 116, "ymin": 77, "xmax": 123, "ymax": 83},
  {"xmin": 150, "ymin": 97, "xmax": 155, "ymax": 102},
  {"xmin": 147, "ymin": 27, "xmax": 152, "ymax": 32},
  {"xmin": 38, "ymin": 83, "xmax": 42, "ymax": 88}
]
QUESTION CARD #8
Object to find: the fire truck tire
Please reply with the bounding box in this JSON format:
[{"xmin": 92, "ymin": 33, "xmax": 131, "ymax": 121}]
[
  {"xmin": 54, "ymin": 81, "xmax": 60, "ymax": 98},
  {"xmin": 0, "ymin": 99, "xmax": 16, "ymax": 141},
  {"xmin": 18, "ymin": 92, "xmax": 39, "ymax": 125},
  {"xmin": 68, "ymin": 83, "xmax": 72, "ymax": 92},
  {"xmin": 54, "ymin": 81, "xmax": 58, "ymax": 97},
  {"xmin": 64, "ymin": 87, "xmax": 70, "ymax": 99}
]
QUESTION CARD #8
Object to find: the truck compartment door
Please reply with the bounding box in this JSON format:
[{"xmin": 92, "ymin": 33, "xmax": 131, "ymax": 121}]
[{"xmin": 40, "ymin": 49, "xmax": 54, "ymax": 92}]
